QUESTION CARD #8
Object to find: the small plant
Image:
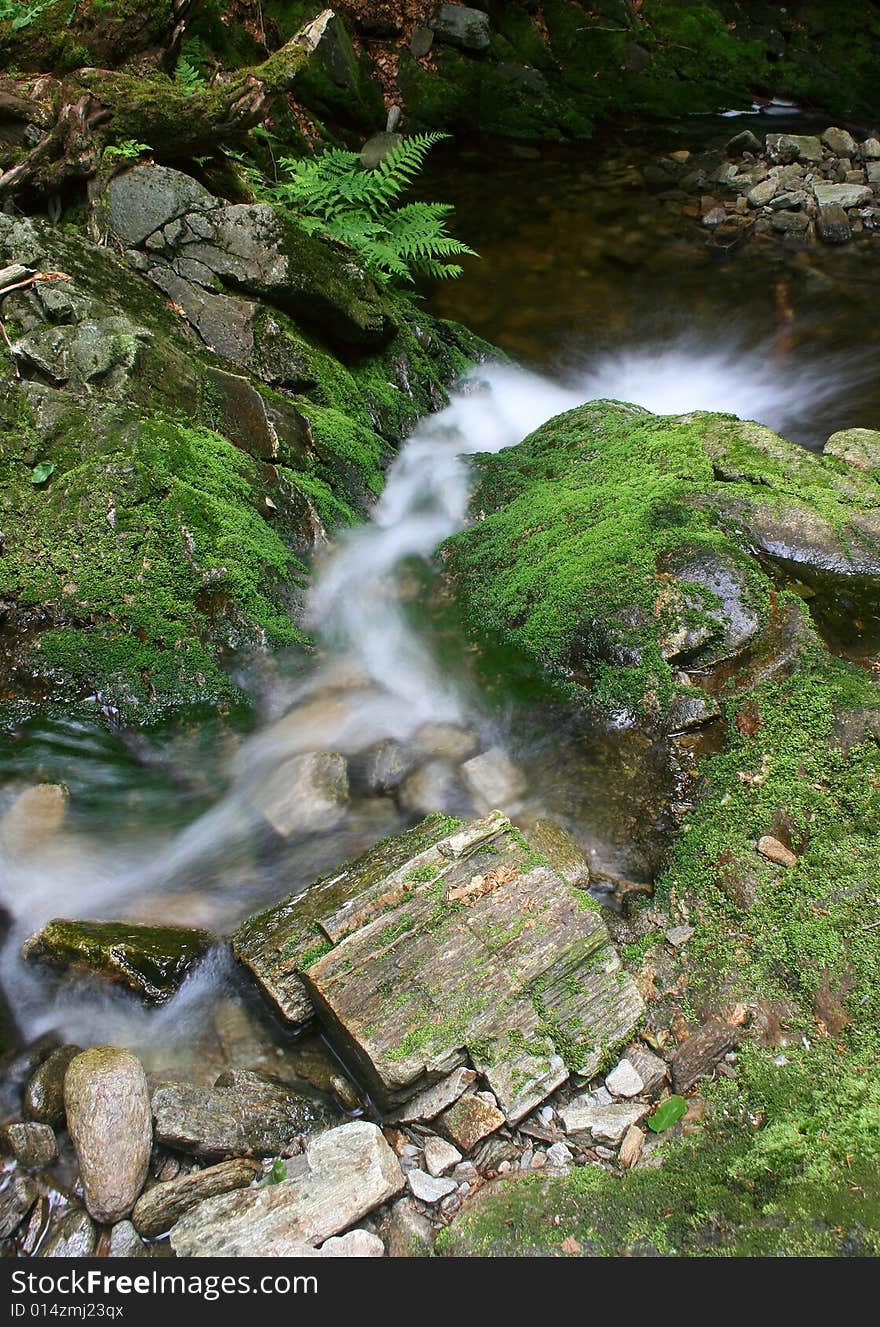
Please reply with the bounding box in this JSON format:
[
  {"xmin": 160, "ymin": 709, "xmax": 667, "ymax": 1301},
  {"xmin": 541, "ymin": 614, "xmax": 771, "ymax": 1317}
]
[
  {"xmin": 103, "ymin": 139, "xmax": 153, "ymax": 162},
  {"xmin": 175, "ymin": 37, "xmax": 209, "ymax": 94},
  {"xmin": 647, "ymin": 1095, "xmax": 688, "ymax": 1132},
  {"xmin": 265, "ymin": 132, "xmax": 476, "ymax": 284},
  {"xmin": 30, "ymin": 460, "xmax": 55, "ymax": 485},
  {"xmin": 0, "ymin": 0, "xmax": 53, "ymax": 31},
  {"xmin": 265, "ymin": 1158, "xmax": 286, "ymax": 1184}
]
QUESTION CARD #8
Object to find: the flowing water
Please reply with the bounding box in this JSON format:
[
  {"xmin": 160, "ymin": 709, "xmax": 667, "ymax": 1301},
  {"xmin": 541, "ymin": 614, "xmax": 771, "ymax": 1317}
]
[{"xmin": 2, "ymin": 113, "xmax": 878, "ymax": 1065}]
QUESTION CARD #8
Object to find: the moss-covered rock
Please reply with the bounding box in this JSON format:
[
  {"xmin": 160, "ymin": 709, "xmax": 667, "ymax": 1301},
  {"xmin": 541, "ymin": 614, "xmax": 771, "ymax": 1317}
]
[{"xmin": 441, "ymin": 401, "xmax": 880, "ymax": 721}]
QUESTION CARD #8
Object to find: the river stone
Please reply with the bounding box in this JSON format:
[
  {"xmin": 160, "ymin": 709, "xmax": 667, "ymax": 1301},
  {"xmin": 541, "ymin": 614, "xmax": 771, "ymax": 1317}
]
[
  {"xmin": 867, "ymin": 162, "xmax": 880, "ymax": 185},
  {"xmin": 822, "ymin": 127, "xmax": 858, "ymax": 157},
  {"xmin": 727, "ymin": 129, "xmax": 763, "ymax": 156},
  {"xmin": 22, "ymin": 919, "xmax": 215, "ymax": 1005},
  {"xmin": 412, "ymin": 721, "xmax": 479, "ymax": 761},
  {"xmin": 817, "ymin": 203, "xmax": 853, "ymax": 244},
  {"xmin": 460, "ymin": 747, "xmax": 527, "ymax": 813},
  {"xmin": 407, "ymin": 1168, "xmax": 456, "ymax": 1203},
  {"xmin": 359, "ymin": 738, "xmax": 415, "ymax": 793},
  {"xmin": 398, "ymin": 759, "xmax": 465, "ymax": 815},
  {"xmin": 604, "ymin": 1060, "xmax": 645, "ymax": 1099},
  {"xmin": 813, "ymin": 182, "xmax": 873, "ymax": 209},
  {"xmin": 423, "ymin": 1136, "xmax": 463, "ymax": 1177},
  {"xmin": 0, "ymin": 783, "xmax": 68, "ymax": 854},
  {"xmin": 0, "ymin": 1172, "xmax": 37, "ymax": 1237},
  {"xmin": 39, "ymin": 1208, "xmax": 97, "ymax": 1258},
  {"xmin": 383, "ymin": 1197, "xmax": 435, "ymax": 1257},
  {"xmin": 393, "ymin": 1067, "xmax": 478, "ymax": 1123},
  {"xmin": 824, "ymin": 429, "xmax": 880, "ymax": 473},
  {"xmin": 107, "ymin": 1220, "xmax": 149, "ymax": 1258},
  {"xmin": 152, "ymin": 1069, "xmax": 330, "ymax": 1159},
  {"xmin": 320, "ymin": 1229, "xmax": 384, "ymax": 1257},
  {"xmin": 24, "ymin": 1045, "xmax": 81, "ymax": 1124},
  {"xmin": 437, "ymin": 1093, "xmax": 505, "ymax": 1152},
  {"xmin": 255, "ymin": 751, "xmax": 349, "ymax": 838},
  {"xmin": 2, "ymin": 1121, "xmax": 57, "ymax": 1168},
  {"xmin": 767, "ymin": 133, "xmax": 823, "ymax": 164},
  {"xmin": 561, "ymin": 1101, "xmax": 649, "ymax": 1145},
  {"xmin": 169, "ymin": 1121, "xmax": 405, "ymax": 1257},
  {"xmin": 236, "ymin": 813, "xmax": 641, "ymax": 1123},
  {"xmin": 132, "ymin": 1157, "xmax": 260, "ymax": 1236},
  {"xmin": 65, "ymin": 1047, "xmax": 152, "ymax": 1223},
  {"xmin": 430, "ymin": 4, "xmax": 491, "ymax": 52},
  {"xmin": 747, "ymin": 177, "xmax": 778, "ymax": 207}
]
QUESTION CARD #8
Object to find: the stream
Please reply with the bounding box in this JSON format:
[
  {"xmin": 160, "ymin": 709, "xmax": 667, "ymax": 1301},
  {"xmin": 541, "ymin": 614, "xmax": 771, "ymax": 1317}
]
[{"xmin": 2, "ymin": 113, "xmax": 877, "ymax": 1071}]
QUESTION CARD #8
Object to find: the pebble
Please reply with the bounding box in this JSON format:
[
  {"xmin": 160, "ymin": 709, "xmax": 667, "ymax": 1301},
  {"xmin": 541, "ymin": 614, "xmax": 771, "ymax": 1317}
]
[
  {"xmin": 605, "ymin": 1059, "xmax": 645, "ymax": 1099},
  {"xmin": 2, "ymin": 1122, "xmax": 57, "ymax": 1169},
  {"xmin": 757, "ymin": 835, "xmax": 797, "ymax": 868},
  {"xmin": 406, "ymin": 1168, "xmax": 457, "ymax": 1204},
  {"xmin": 539, "ymin": 1105, "xmax": 555, "ymax": 1124},
  {"xmin": 665, "ymin": 924, "xmax": 695, "ymax": 947},
  {"xmin": 546, "ymin": 1141, "xmax": 573, "ymax": 1168}
]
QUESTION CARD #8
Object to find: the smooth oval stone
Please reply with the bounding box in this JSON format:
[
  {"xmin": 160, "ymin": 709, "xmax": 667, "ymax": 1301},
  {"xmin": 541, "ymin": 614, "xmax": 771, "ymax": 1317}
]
[
  {"xmin": 25, "ymin": 1044, "xmax": 82, "ymax": 1125},
  {"xmin": 64, "ymin": 1047, "xmax": 152, "ymax": 1223}
]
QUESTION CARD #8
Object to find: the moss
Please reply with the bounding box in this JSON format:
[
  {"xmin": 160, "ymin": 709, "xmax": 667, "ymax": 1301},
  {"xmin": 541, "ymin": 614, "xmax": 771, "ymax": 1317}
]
[{"xmin": 442, "ymin": 402, "xmax": 879, "ymax": 718}]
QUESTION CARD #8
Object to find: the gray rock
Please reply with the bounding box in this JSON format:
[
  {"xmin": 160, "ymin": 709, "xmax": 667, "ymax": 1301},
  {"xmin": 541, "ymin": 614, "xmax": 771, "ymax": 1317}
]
[
  {"xmin": 320, "ymin": 1229, "xmax": 384, "ymax": 1257},
  {"xmin": 747, "ymin": 177, "xmax": 778, "ymax": 207},
  {"xmin": 152, "ymin": 1069, "xmax": 329, "ymax": 1159},
  {"xmin": 360, "ymin": 132, "xmax": 402, "ymax": 171},
  {"xmin": 822, "ymin": 127, "xmax": 858, "ymax": 157},
  {"xmin": 767, "ymin": 133, "xmax": 823, "ymax": 164},
  {"xmin": 561, "ymin": 1101, "xmax": 649, "ymax": 1145},
  {"xmin": 25, "ymin": 1044, "xmax": 82, "ymax": 1125},
  {"xmin": 861, "ymin": 138, "xmax": 880, "ymax": 160},
  {"xmin": 423, "ymin": 1136, "xmax": 462, "ymax": 1177},
  {"xmin": 410, "ymin": 25, "xmax": 434, "ymax": 58},
  {"xmin": 65, "ymin": 1048, "xmax": 152, "ymax": 1224},
  {"xmin": 412, "ymin": 721, "xmax": 479, "ymax": 761},
  {"xmin": 624, "ymin": 1045, "xmax": 669, "ymax": 1097},
  {"xmin": 813, "ymin": 182, "xmax": 873, "ymax": 209},
  {"xmin": 604, "ymin": 1060, "xmax": 645, "ymax": 1099},
  {"xmin": 770, "ymin": 209, "xmax": 810, "ymax": 234},
  {"xmin": 39, "ymin": 1208, "xmax": 97, "ymax": 1258},
  {"xmin": 407, "ymin": 1168, "xmax": 457, "ymax": 1203},
  {"xmin": 2, "ymin": 1121, "xmax": 56, "ymax": 1169},
  {"xmin": 360, "ymin": 738, "xmax": 415, "ymax": 794},
  {"xmin": 107, "ymin": 1220, "xmax": 149, "ymax": 1258},
  {"xmin": 132, "ymin": 1157, "xmax": 261, "ymax": 1237},
  {"xmin": 383, "ymin": 1197, "xmax": 435, "ymax": 1257},
  {"xmin": 665, "ymin": 924, "xmax": 695, "ymax": 947},
  {"xmin": 661, "ymin": 553, "xmax": 761, "ymax": 664},
  {"xmin": 0, "ymin": 1172, "xmax": 37, "ymax": 1237},
  {"xmin": 256, "ymin": 751, "xmax": 349, "ymax": 838},
  {"xmin": 170, "ymin": 1121, "xmax": 405, "ymax": 1257},
  {"xmin": 816, "ymin": 204, "xmax": 852, "ymax": 244},
  {"xmin": 431, "ymin": 4, "xmax": 491, "ymax": 52},
  {"xmin": 393, "ymin": 1068, "xmax": 477, "ymax": 1123},
  {"xmin": 398, "ymin": 759, "xmax": 465, "ymax": 815},
  {"xmin": 867, "ymin": 162, "xmax": 880, "ymax": 185},
  {"xmin": 545, "ymin": 1140, "xmax": 573, "ymax": 1168},
  {"xmin": 105, "ymin": 166, "xmax": 217, "ymax": 248},
  {"xmin": 727, "ymin": 129, "xmax": 763, "ymax": 156},
  {"xmin": 460, "ymin": 747, "xmax": 527, "ymax": 813},
  {"xmin": 147, "ymin": 263, "xmax": 257, "ymax": 361}
]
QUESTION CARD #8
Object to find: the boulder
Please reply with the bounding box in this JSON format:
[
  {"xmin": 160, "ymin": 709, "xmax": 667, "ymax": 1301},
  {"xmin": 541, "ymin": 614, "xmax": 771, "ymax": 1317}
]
[
  {"xmin": 152, "ymin": 1069, "xmax": 332, "ymax": 1159},
  {"xmin": 824, "ymin": 428, "xmax": 880, "ymax": 473},
  {"xmin": 22, "ymin": 919, "xmax": 215, "ymax": 1005},
  {"xmin": 812, "ymin": 182, "xmax": 873, "ymax": 209},
  {"xmin": 132, "ymin": 1157, "xmax": 261, "ymax": 1237},
  {"xmin": 522, "ymin": 819, "xmax": 590, "ymax": 888},
  {"xmin": 64, "ymin": 1048, "xmax": 152, "ymax": 1223},
  {"xmin": 821, "ymin": 127, "xmax": 857, "ymax": 157},
  {"xmin": 430, "ymin": 4, "xmax": 491, "ymax": 52},
  {"xmin": 460, "ymin": 747, "xmax": 527, "ymax": 813},
  {"xmin": 254, "ymin": 751, "xmax": 349, "ymax": 838},
  {"xmin": 766, "ymin": 134, "xmax": 823, "ymax": 164},
  {"xmin": 170, "ymin": 1121, "xmax": 404, "ymax": 1256},
  {"xmin": 236, "ymin": 813, "xmax": 642, "ymax": 1123}
]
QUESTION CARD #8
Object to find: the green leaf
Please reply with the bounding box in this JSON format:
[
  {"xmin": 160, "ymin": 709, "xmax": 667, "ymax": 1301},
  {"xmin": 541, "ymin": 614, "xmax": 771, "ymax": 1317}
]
[
  {"xmin": 647, "ymin": 1095, "xmax": 688, "ymax": 1133},
  {"xmin": 30, "ymin": 461, "xmax": 56, "ymax": 485},
  {"xmin": 266, "ymin": 1158, "xmax": 286, "ymax": 1184}
]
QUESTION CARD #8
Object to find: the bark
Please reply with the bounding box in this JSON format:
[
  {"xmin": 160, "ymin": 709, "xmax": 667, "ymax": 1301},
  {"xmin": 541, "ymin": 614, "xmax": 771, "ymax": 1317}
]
[{"xmin": 0, "ymin": 8, "xmax": 334, "ymax": 199}]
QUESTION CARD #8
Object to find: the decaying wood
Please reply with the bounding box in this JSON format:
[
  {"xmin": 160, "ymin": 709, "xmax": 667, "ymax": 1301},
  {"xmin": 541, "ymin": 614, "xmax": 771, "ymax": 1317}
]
[{"xmin": 670, "ymin": 1017, "xmax": 741, "ymax": 1094}]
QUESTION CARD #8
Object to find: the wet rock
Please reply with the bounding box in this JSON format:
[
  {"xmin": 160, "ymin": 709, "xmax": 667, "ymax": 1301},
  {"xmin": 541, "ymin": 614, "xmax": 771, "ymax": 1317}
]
[
  {"xmin": 22, "ymin": 919, "xmax": 215, "ymax": 1005},
  {"xmin": 757, "ymin": 834, "xmax": 797, "ymax": 868},
  {"xmin": 39, "ymin": 1208, "xmax": 96, "ymax": 1258},
  {"xmin": 65, "ymin": 1047, "xmax": 152, "ymax": 1223},
  {"xmin": 560, "ymin": 1101, "xmax": 649, "ymax": 1145},
  {"xmin": 522, "ymin": 818, "xmax": 590, "ymax": 888},
  {"xmin": 203, "ymin": 366, "xmax": 311, "ymax": 464},
  {"xmin": 383, "ymin": 1197, "xmax": 435, "ymax": 1257},
  {"xmin": 460, "ymin": 747, "xmax": 527, "ymax": 813},
  {"xmin": 817, "ymin": 203, "xmax": 853, "ymax": 244},
  {"xmin": 767, "ymin": 133, "xmax": 823, "ymax": 164},
  {"xmin": 320, "ymin": 1229, "xmax": 384, "ymax": 1257},
  {"xmin": 438, "ymin": 1092, "xmax": 505, "ymax": 1152},
  {"xmin": 152, "ymin": 1069, "xmax": 329, "ymax": 1159},
  {"xmin": 412, "ymin": 721, "xmax": 479, "ymax": 762},
  {"xmin": 822, "ymin": 127, "xmax": 858, "ymax": 157},
  {"xmin": 359, "ymin": 738, "xmax": 414, "ymax": 793},
  {"xmin": 671, "ymin": 1019, "xmax": 741, "ymax": 1094},
  {"xmin": 867, "ymin": 162, "xmax": 880, "ymax": 185},
  {"xmin": 618, "ymin": 1124, "xmax": 646, "ymax": 1169},
  {"xmin": 423, "ymin": 1136, "xmax": 462, "ymax": 1177},
  {"xmin": 107, "ymin": 1220, "xmax": 149, "ymax": 1258},
  {"xmin": 393, "ymin": 1067, "xmax": 477, "ymax": 1123},
  {"xmin": 255, "ymin": 751, "xmax": 349, "ymax": 838},
  {"xmin": 0, "ymin": 783, "xmax": 68, "ymax": 854},
  {"xmin": 430, "ymin": 4, "xmax": 490, "ymax": 52},
  {"xmin": 770, "ymin": 209, "xmax": 810, "ymax": 234},
  {"xmin": 661, "ymin": 553, "xmax": 761, "ymax": 664},
  {"xmin": 0, "ymin": 1172, "xmax": 37, "ymax": 1237},
  {"xmin": 727, "ymin": 129, "xmax": 763, "ymax": 156},
  {"xmin": 813, "ymin": 182, "xmax": 873, "ymax": 209},
  {"xmin": 25, "ymin": 1040, "xmax": 80, "ymax": 1125},
  {"xmin": 132, "ymin": 1156, "xmax": 260, "ymax": 1237},
  {"xmin": 280, "ymin": 813, "xmax": 641, "ymax": 1121},
  {"xmin": 604, "ymin": 1060, "xmax": 644, "ymax": 1099},
  {"xmin": 747, "ymin": 178, "xmax": 778, "ymax": 208},
  {"xmin": 170, "ymin": 1121, "xmax": 404, "ymax": 1257},
  {"xmin": 407, "ymin": 1168, "xmax": 456, "ymax": 1203},
  {"xmin": 824, "ymin": 428, "xmax": 880, "ymax": 473},
  {"xmin": 398, "ymin": 760, "xmax": 465, "ymax": 815},
  {"xmin": 2, "ymin": 1121, "xmax": 56, "ymax": 1168}
]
